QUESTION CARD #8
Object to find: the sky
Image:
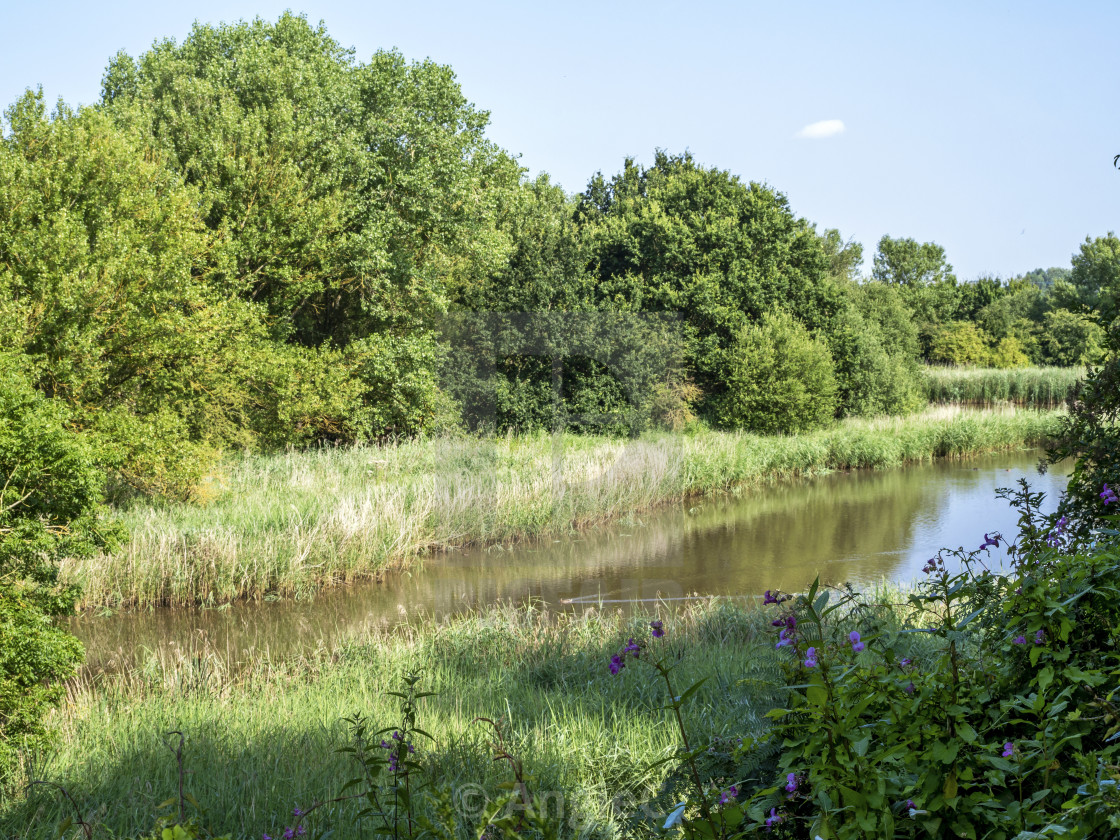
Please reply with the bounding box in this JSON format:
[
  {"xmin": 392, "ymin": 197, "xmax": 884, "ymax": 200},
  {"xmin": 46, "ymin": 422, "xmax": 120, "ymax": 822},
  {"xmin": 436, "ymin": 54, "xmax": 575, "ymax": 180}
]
[{"xmin": 2, "ymin": 1, "xmax": 1117, "ymax": 281}]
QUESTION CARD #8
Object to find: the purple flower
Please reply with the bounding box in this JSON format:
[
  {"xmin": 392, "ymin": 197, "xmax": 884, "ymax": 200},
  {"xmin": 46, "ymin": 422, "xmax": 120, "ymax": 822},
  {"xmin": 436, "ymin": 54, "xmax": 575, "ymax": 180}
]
[
  {"xmin": 803, "ymin": 647, "xmax": 817, "ymax": 668},
  {"xmin": 407, "ymin": 744, "xmax": 415, "ymax": 754},
  {"xmin": 765, "ymin": 808, "xmax": 783, "ymax": 830},
  {"xmin": 718, "ymin": 785, "xmax": 738, "ymax": 805},
  {"xmin": 763, "ymin": 590, "xmax": 779, "ymax": 605},
  {"xmin": 1034, "ymin": 629, "xmax": 1045, "ymax": 645},
  {"xmin": 392, "ymin": 730, "xmax": 402, "ymax": 741},
  {"xmin": 849, "ymin": 630, "xmax": 865, "ymax": 653},
  {"xmin": 1101, "ymin": 484, "xmax": 1118, "ymax": 505},
  {"xmin": 1013, "ymin": 635, "xmax": 1027, "ymax": 645},
  {"xmin": 283, "ymin": 829, "xmax": 295, "ymax": 840},
  {"xmin": 899, "ymin": 658, "xmax": 912, "ymax": 668},
  {"xmin": 784, "ymin": 772, "xmax": 798, "ymax": 794},
  {"xmin": 650, "ymin": 620, "xmax": 664, "ymax": 638},
  {"xmin": 380, "ymin": 739, "xmax": 390, "ymax": 749},
  {"xmin": 1002, "ymin": 742, "xmax": 1014, "ymax": 758},
  {"xmin": 609, "ymin": 654, "xmax": 625, "ymax": 675},
  {"xmin": 293, "ymin": 807, "xmax": 304, "ymax": 818},
  {"xmin": 776, "ymin": 627, "xmax": 796, "ymax": 649},
  {"xmin": 624, "ymin": 638, "xmax": 641, "ymax": 657},
  {"xmin": 263, "ymin": 835, "xmax": 273, "ymax": 840},
  {"xmin": 906, "ymin": 799, "xmax": 915, "ymax": 810},
  {"xmin": 979, "ymin": 533, "xmax": 1000, "ymax": 551},
  {"xmin": 904, "ymin": 681, "xmax": 915, "ymax": 694}
]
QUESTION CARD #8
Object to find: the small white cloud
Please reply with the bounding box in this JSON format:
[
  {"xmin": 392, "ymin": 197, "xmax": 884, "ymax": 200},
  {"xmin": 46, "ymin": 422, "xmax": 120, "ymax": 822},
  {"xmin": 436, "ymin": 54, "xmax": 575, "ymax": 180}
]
[{"xmin": 795, "ymin": 119, "xmax": 845, "ymax": 139}]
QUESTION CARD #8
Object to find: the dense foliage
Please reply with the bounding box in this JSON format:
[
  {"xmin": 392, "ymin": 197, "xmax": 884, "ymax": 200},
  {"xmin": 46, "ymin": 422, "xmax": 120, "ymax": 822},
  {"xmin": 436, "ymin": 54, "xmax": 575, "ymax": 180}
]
[
  {"xmin": 0, "ymin": 362, "xmax": 117, "ymax": 781},
  {"xmin": 1, "ymin": 13, "xmax": 1109, "ymax": 501}
]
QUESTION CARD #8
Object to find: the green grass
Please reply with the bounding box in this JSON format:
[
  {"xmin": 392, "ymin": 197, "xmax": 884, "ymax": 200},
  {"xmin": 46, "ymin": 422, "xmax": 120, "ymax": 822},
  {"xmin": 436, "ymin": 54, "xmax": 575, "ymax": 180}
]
[
  {"xmin": 922, "ymin": 365, "xmax": 1082, "ymax": 407},
  {"xmin": 5, "ymin": 596, "xmax": 938, "ymax": 840},
  {"xmin": 63, "ymin": 407, "xmax": 1063, "ymax": 609}
]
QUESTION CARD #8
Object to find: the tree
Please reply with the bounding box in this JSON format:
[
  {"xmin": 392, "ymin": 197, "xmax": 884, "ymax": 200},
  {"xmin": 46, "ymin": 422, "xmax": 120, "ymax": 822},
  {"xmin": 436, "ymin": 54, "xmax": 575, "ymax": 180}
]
[
  {"xmin": 0, "ymin": 359, "xmax": 118, "ymax": 780},
  {"xmin": 871, "ymin": 236, "xmax": 956, "ymax": 287},
  {"xmin": 715, "ymin": 311, "xmax": 838, "ymax": 434},
  {"xmin": 1067, "ymin": 233, "xmax": 1120, "ymax": 326},
  {"xmin": 101, "ymin": 13, "xmax": 522, "ymax": 440},
  {"xmin": 578, "ymin": 151, "xmax": 842, "ymax": 421}
]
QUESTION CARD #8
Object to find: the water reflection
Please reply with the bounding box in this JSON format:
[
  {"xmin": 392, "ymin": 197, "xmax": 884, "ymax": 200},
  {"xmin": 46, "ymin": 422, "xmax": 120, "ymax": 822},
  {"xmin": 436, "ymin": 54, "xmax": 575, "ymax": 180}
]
[{"xmin": 71, "ymin": 450, "xmax": 1068, "ymax": 673}]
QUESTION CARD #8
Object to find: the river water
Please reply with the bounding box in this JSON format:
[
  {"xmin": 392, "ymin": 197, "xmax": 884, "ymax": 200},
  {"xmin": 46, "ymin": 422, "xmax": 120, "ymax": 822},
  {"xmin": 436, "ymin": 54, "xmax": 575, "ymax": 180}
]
[{"xmin": 71, "ymin": 449, "xmax": 1069, "ymax": 673}]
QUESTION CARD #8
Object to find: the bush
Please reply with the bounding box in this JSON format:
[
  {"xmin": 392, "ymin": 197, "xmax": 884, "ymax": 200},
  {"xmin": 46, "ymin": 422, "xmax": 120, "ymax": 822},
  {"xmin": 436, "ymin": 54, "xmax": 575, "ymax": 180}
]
[
  {"xmin": 927, "ymin": 321, "xmax": 993, "ymax": 366},
  {"xmin": 0, "ymin": 360, "xmax": 116, "ymax": 783},
  {"xmin": 715, "ymin": 311, "xmax": 838, "ymax": 434}
]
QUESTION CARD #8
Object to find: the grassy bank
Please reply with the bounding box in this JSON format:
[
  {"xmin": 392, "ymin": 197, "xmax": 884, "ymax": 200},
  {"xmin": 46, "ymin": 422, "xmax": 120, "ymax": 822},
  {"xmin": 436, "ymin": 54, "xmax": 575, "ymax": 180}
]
[
  {"xmin": 62, "ymin": 407, "xmax": 1062, "ymax": 609},
  {"xmin": 6, "ymin": 598, "xmax": 930, "ymax": 839},
  {"xmin": 922, "ymin": 365, "xmax": 1082, "ymax": 407}
]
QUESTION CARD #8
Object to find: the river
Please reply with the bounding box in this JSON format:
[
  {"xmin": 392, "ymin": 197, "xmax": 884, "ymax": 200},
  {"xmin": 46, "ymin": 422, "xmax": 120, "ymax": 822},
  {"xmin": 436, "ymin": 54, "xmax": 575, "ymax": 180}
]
[{"xmin": 70, "ymin": 448, "xmax": 1069, "ymax": 673}]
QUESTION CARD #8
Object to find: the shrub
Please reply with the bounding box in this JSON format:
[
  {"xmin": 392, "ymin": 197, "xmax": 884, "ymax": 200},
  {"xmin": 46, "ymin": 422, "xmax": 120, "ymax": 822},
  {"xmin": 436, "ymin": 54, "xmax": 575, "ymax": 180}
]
[
  {"xmin": 927, "ymin": 321, "xmax": 993, "ymax": 366},
  {"xmin": 0, "ymin": 360, "xmax": 117, "ymax": 783},
  {"xmin": 715, "ymin": 311, "xmax": 838, "ymax": 434}
]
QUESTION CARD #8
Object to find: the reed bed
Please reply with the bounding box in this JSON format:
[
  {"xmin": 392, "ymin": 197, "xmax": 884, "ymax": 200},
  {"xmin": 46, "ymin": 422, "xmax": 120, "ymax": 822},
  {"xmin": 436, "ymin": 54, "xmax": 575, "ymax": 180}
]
[
  {"xmin": 922, "ymin": 365, "xmax": 1082, "ymax": 407},
  {"xmin": 62, "ymin": 407, "xmax": 1062, "ymax": 609},
  {"xmin": 6, "ymin": 597, "xmax": 932, "ymax": 840}
]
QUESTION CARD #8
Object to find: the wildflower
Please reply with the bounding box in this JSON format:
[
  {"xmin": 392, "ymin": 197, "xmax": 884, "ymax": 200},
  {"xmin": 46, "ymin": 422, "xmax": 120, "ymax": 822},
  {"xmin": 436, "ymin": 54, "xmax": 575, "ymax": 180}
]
[
  {"xmin": 293, "ymin": 807, "xmax": 304, "ymax": 818},
  {"xmin": 763, "ymin": 590, "xmax": 779, "ymax": 605},
  {"xmin": 719, "ymin": 785, "xmax": 738, "ymax": 805},
  {"xmin": 776, "ymin": 628, "xmax": 795, "ymax": 649},
  {"xmin": 1035, "ymin": 629, "xmax": 1045, "ymax": 645},
  {"xmin": 765, "ymin": 808, "xmax": 783, "ymax": 830},
  {"xmin": 906, "ymin": 799, "xmax": 915, "ymax": 810},
  {"xmin": 899, "ymin": 657, "xmax": 912, "ymax": 668},
  {"xmin": 263, "ymin": 835, "xmax": 273, "ymax": 840},
  {"xmin": 609, "ymin": 654, "xmax": 625, "ymax": 675},
  {"xmin": 283, "ymin": 829, "xmax": 295, "ymax": 840},
  {"xmin": 785, "ymin": 772, "xmax": 798, "ymax": 794},
  {"xmin": 904, "ymin": 681, "xmax": 915, "ymax": 694},
  {"xmin": 1101, "ymin": 484, "xmax": 1118, "ymax": 505},
  {"xmin": 979, "ymin": 533, "xmax": 1000, "ymax": 551},
  {"xmin": 1002, "ymin": 742, "xmax": 1014, "ymax": 758},
  {"xmin": 1013, "ymin": 635, "xmax": 1026, "ymax": 645},
  {"xmin": 849, "ymin": 630, "xmax": 865, "ymax": 653},
  {"xmin": 650, "ymin": 620, "xmax": 665, "ymax": 638},
  {"xmin": 803, "ymin": 647, "xmax": 818, "ymax": 668},
  {"xmin": 408, "ymin": 744, "xmax": 415, "ymax": 754},
  {"xmin": 623, "ymin": 638, "xmax": 641, "ymax": 657},
  {"xmin": 392, "ymin": 730, "xmax": 402, "ymax": 741}
]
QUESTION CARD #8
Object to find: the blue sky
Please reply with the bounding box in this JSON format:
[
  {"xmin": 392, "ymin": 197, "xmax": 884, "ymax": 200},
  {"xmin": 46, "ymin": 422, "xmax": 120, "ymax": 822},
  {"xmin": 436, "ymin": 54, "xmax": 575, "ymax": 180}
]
[{"xmin": 2, "ymin": 1, "xmax": 1117, "ymax": 280}]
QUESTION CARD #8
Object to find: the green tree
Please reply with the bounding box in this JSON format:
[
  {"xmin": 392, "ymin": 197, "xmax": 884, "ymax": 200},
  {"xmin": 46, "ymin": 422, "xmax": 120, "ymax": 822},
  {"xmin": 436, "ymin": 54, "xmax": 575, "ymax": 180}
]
[
  {"xmin": 1041, "ymin": 308, "xmax": 1105, "ymax": 366},
  {"xmin": 1066, "ymin": 233, "xmax": 1120, "ymax": 325},
  {"xmin": 871, "ymin": 235, "xmax": 956, "ymax": 288},
  {"xmin": 715, "ymin": 310, "xmax": 838, "ymax": 433},
  {"xmin": 0, "ymin": 359, "xmax": 117, "ymax": 780},
  {"xmin": 101, "ymin": 13, "xmax": 522, "ymax": 439},
  {"xmin": 579, "ymin": 151, "xmax": 841, "ymax": 421},
  {"xmin": 927, "ymin": 321, "xmax": 993, "ymax": 366}
]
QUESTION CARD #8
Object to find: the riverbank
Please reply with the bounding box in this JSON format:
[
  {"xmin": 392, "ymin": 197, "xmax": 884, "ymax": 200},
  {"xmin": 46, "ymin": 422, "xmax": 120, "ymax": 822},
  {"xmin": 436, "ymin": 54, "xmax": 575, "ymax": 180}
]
[
  {"xmin": 62, "ymin": 406, "xmax": 1062, "ymax": 609},
  {"xmin": 5, "ymin": 596, "xmax": 926, "ymax": 839}
]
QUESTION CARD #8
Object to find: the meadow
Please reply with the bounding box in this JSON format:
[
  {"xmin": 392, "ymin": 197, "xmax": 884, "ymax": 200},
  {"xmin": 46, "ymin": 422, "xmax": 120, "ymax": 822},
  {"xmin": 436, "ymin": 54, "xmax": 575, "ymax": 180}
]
[
  {"xmin": 64, "ymin": 407, "xmax": 1063, "ymax": 610},
  {"xmin": 6, "ymin": 594, "xmax": 935, "ymax": 839}
]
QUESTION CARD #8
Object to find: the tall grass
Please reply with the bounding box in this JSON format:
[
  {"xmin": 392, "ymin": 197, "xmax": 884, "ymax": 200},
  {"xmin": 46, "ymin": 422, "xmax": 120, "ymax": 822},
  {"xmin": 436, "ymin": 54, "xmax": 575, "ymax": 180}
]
[
  {"xmin": 6, "ymin": 597, "xmax": 935, "ymax": 840},
  {"xmin": 922, "ymin": 365, "xmax": 1082, "ymax": 408},
  {"xmin": 62, "ymin": 407, "xmax": 1062, "ymax": 609}
]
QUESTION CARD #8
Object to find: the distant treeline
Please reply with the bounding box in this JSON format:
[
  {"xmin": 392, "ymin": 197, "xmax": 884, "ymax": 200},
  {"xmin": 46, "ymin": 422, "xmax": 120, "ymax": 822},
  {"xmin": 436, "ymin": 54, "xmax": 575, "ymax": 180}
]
[{"xmin": 1, "ymin": 13, "xmax": 1117, "ymax": 501}]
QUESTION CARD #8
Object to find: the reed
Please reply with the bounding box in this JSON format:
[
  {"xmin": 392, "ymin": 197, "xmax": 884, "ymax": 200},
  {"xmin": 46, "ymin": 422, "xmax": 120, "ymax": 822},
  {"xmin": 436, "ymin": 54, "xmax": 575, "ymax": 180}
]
[
  {"xmin": 922, "ymin": 365, "xmax": 1082, "ymax": 408},
  {"xmin": 62, "ymin": 408, "xmax": 1062, "ymax": 609}
]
